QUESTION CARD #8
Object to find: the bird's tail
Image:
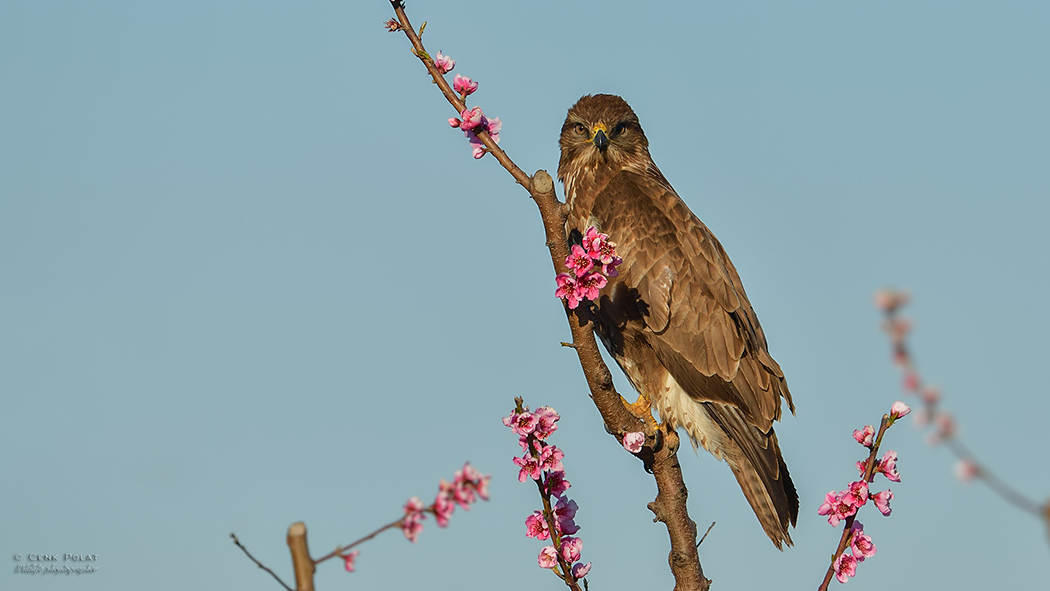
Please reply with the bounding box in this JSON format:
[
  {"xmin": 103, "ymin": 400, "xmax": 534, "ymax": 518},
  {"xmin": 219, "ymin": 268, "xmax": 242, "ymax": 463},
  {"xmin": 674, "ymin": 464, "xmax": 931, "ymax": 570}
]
[{"xmin": 726, "ymin": 444, "xmax": 798, "ymax": 549}]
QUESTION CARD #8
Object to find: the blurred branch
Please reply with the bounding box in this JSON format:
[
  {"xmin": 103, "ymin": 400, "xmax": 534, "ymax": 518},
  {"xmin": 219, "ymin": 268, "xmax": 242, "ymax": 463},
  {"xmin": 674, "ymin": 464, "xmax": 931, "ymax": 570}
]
[
  {"xmin": 385, "ymin": 2, "xmax": 709, "ymax": 588},
  {"xmin": 875, "ymin": 290, "xmax": 1047, "ymax": 522}
]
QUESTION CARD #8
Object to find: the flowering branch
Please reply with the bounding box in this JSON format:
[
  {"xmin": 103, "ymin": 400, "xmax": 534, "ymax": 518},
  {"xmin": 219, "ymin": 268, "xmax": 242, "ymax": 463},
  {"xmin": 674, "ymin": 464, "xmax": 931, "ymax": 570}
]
[
  {"xmin": 506, "ymin": 398, "xmax": 590, "ymax": 590},
  {"xmin": 875, "ymin": 289, "xmax": 1048, "ymax": 523},
  {"xmin": 384, "ymin": 2, "xmax": 708, "ymax": 589},
  {"xmin": 232, "ymin": 463, "xmax": 489, "ymax": 587},
  {"xmin": 816, "ymin": 402, "xmax": 910, "ymax": 590}
]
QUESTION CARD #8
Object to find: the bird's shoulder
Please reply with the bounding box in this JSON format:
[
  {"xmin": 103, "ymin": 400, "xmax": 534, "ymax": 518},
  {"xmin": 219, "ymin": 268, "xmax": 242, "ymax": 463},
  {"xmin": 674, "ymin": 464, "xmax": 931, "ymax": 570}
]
[{"xmin": 590, "ymin": 164, "xmax": 747, "ymax": 317}]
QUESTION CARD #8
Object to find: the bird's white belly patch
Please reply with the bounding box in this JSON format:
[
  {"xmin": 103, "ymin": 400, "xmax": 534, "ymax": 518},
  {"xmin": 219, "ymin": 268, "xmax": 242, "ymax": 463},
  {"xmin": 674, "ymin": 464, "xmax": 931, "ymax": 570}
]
[{"xmin": 654, "ymin": 373, "xmax": 727, "ymax": 462}]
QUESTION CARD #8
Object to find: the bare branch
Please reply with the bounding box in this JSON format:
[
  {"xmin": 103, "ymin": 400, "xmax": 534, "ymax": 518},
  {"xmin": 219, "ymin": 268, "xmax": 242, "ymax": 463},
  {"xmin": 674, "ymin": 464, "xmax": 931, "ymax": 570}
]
[{"xmin": 231, "ymin": 532, "xmax": 294, "ymax": 591}]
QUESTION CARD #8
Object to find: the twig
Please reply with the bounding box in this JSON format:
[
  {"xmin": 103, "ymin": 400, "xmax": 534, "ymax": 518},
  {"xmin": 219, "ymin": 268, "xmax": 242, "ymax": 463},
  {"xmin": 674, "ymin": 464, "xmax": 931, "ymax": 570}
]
[
  {"xmin": 231, "ymin": 533, "xmax": 294, "ymax": 591},
  {"xmin": 696, "ymin": 522, "xmax": 715, "ymax": 547},
  {"xmin": 313, "ymin": 517, "xmax": 404, "ymax": 566}
]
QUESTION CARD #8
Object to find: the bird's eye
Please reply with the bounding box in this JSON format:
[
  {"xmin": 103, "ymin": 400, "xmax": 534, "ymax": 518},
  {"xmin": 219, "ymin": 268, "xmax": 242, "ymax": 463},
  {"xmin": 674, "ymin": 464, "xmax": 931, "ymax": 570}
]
[
  {"xmin": 573, "ymin": 123, "xmax": 587, "ymax": 135},
  {"xmin": 613, "ymin": 123, "xmax": 628, "ymax": 136}
]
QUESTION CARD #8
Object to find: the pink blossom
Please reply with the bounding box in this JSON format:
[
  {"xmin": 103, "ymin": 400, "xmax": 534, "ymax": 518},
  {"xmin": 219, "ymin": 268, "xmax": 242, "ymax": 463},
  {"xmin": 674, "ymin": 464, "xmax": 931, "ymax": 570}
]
[
  {"xmin": 887, "ymin": 317, "xmax": 912, "ymax": 340},
  {"xmin": 921, "ymin": 386, "xmax": 941, "ymax": 405},
  {"xmin": 955, "ymin": 459, "xmax": 979, "ymax": 482},
  {"xmin": 458, "ymin": 462, "xmax": 491, "ymax": 501},
  {"xmin": 537, "ymin": 545, "xmax": 559, "ymax": 569},
  {"xmin": 872, "ymin": 489, "xmax": 893, "ymax": 516},
  {"xmin": 560, "ymin": 536, "xmax": 582, "ymax": 563},
  {"xmin": 876, "ymin": 450, "xmax": 901, "ymax": 482},
  {"xmin": 449, "ymin": 463, "xmax": 490, "ymax": 509},
  {"xmin": 402, "ymin": 497, "xmax": 426, "ymax": 542},
  {"xmin": 544, "ymin": 470, "xmax": 570, "ymax": 496},
  {"xmin": 525, "ymin": 511, "xmax": 551, "ymax": 540},
  {"xmin": 434, "ymin": 51, "xmax": 455, "ymax": 74},
  {"xmin": 459, "ymin": 107, "xmax": 485, "ymax": 131},
  {"xmin": 582, "ymin": 227, "xmax": 618, "ymax": 265},
  {"xmin": 555, "ymin": 273, "xmax": 582, "ymax": 309},
  {"xmin": 565, "ymin": 245, "xmax": 595, "ymax": 277},
  {"xmin": 383, "ymin": 18, "xmax": 402, "ymax": 32},
  {"xmin": 890, "ymin": 400, "xmax": 911, "ymax": 419},
  {"xmin": 554, "ymin": 496, "xmax": 580, "ymax": 534},
  {"xmin": 448, "ymin": 117, "xmax": 461, "ymax": 128},
  {"xmin": 852, "ymin": 425, "xmax": 875, "ymax": 447},
  {"xmin": 622, "ymin": 431, "xmax": 645, "ymax": 453},
  {"xmin": 433, "ymin": 493, "xmax": 455, "ymax": 528},
  {"xmin": 818, "ymin": 490, "xmax": 857, "ymax": 527},
  {"xmin": 873, "ymin": 289, "xmax": 909, "ymax": 312},
  {"xmin": 927, "ymin": 413, "xmax": 956, "ymax": 445},
  {"xmin": 513, "ymin": 454, "xmax": 541, "ymax": 482},
  {"xmin": 571, "ymin": 562, "xmax": 592, "ymax": 579},
  {"xmin": 842, "ymin": 481, "xmax": 869, "ymax": 508},
  {"xmin": 849, "ymin": 522, "xmax": 877, "ymax": 561},
  {"xmin": 856, "ymin": 459, "xmax": 870, "ymax": 478},
  {"xmin": 463, "ymin": 114, "xmax": 501, "ymax": 159},
  {"xmin": 575, "ymin": 271, "xmax": 608, "ymax": 301},
  {"xmin": 484, "ymin": 116, "xmax": 501, "ymax": 143},
  {"xmin": 834, "ymin": 552, "xmax": 858, "ymax": 583},
  {"xmin": 902, "ymin": 372, "xmax": 919, "ymax": 391},
  {"xmin": 453, "ymin": 74, "xmax": 478, "ymax": 96},
  {"xmin": 912, "ymin": 408, "xmax": 931, "ymax": 428},
  {"xmin": 602, "ymin": 256, "xmax": 623, "ymax": 278},
  {"xmin": 538, "ymin": 445, "xmax": 565, "ymax": 473},
  {"xmin": 511, "ymin": 412, "xmax": 538, "ymax": 436},
  {"xmin": 343, "ymin": 549, "xmax": 360, "ymax": 572},
  {"xmin": 533, "ymin": 406, "xmax": 560, "ymax": 439}
]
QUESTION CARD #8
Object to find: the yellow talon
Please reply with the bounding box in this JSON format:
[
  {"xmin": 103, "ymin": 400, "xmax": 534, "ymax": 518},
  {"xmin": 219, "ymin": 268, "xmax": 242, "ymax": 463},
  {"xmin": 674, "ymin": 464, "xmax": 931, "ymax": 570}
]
[{"xmin": 622, "ymin": 394, "xmax": 660, "ymax": 431}]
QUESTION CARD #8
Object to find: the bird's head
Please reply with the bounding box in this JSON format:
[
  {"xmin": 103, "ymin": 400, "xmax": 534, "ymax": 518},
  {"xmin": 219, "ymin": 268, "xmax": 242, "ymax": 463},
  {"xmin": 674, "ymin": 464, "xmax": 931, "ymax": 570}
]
[{"xmin": 557, "ymin": 94, "xmax": 650, "ymax": 190}]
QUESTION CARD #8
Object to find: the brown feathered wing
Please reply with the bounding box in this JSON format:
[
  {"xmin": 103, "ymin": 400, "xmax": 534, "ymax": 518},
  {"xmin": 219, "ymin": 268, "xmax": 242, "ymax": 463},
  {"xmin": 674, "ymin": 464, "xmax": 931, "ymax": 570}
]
[{"xmin": 571, "ymin": 163, "xmax": 799, "ymax": 547}]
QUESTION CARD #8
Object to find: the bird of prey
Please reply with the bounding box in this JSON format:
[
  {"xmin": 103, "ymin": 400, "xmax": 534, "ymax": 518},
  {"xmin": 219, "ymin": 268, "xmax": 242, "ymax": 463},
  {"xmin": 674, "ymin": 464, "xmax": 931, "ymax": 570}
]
[{"xmin": 557, "ymin": 94, "xmax": 798, "ymax": 548}]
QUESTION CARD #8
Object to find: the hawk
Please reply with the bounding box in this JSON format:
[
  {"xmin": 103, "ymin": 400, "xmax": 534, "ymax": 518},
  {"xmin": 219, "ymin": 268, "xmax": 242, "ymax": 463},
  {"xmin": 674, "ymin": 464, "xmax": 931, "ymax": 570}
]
[{"xmin": 558, "ymin": 94, "xmax": 798, "ymax": 548}]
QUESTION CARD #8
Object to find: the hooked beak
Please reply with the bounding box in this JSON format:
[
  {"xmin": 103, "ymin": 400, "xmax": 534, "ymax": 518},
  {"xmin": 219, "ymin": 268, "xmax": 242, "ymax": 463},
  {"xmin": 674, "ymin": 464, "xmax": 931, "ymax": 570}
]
[{"xmin": 591, "ymin": 124, "xmax": 609, "ymax": 153}]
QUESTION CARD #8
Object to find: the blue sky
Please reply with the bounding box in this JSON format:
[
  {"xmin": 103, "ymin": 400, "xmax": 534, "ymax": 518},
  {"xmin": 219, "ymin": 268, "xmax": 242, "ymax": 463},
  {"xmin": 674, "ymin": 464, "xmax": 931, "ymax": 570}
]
[{"xmin": 2, "ymin": 1, "xmax": 1048, "ymax": 589}]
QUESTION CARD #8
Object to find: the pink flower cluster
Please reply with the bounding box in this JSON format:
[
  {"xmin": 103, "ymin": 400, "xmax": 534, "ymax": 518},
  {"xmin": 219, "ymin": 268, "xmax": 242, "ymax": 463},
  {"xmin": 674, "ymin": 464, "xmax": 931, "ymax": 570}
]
[
  {"xmin": 430, "ymin": 52, "xmax": 501, "ymax": 160},
  {"xmin": 449, "ymin": 106, "xmax": 501, "ymax": 159},
  {"xmin": 400, "ymin": 462, "xmax": 491, "ymax": 543},
  {"xmin": 504, "ymin": 401, "xmax": 591, "ymax": 584},
  {"xmin": 831, "ymin": 522, "xmax": 877, "ymax": 583},
  {"xmin": 818, "ymin": 402, "xmax": 907, "ymax": 584},
  {"xmin": 555, "ymin": 227, "xmax": 622, "ymax": 309}
]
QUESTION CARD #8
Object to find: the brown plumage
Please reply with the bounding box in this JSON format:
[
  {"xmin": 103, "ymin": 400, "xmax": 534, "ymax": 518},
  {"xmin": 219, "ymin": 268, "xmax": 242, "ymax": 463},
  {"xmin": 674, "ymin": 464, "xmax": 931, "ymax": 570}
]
[{"xmin": 558, "ymin": 94, "xmax": 798, "ymax": 548}]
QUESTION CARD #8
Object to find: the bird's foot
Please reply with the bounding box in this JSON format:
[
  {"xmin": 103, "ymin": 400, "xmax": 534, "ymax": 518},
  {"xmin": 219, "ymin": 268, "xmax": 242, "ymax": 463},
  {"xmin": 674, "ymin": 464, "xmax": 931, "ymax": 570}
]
[{"xmin": 623, "ymin": 395, "xmax": 660, "ymax": 432}]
